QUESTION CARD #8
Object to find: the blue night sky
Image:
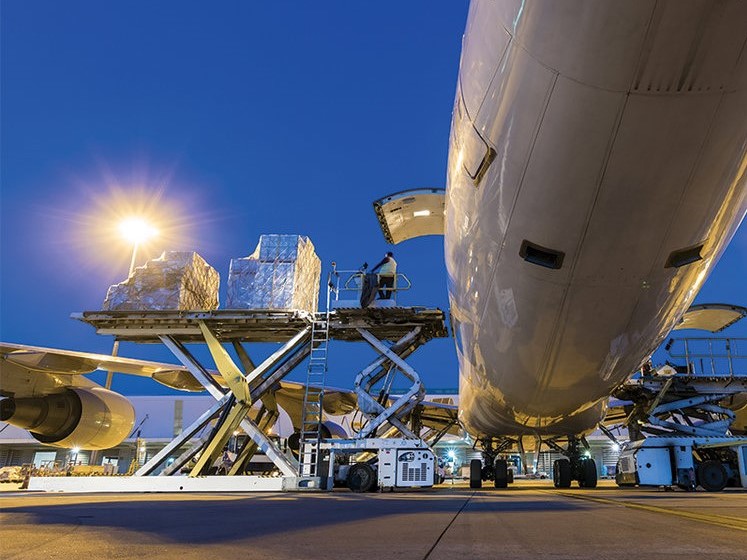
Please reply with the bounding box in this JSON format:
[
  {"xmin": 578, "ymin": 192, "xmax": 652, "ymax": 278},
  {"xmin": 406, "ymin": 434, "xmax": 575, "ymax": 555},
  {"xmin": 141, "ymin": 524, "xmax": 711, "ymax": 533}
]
[{"xmin": 1, "ymin": 1, "xmax": 745, "ymax": 395}]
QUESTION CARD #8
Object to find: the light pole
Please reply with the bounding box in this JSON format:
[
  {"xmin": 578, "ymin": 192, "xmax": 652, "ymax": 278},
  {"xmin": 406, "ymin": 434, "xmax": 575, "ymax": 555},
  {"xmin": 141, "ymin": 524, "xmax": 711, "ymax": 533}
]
[
  {"xmin": 105, "ymin": 218, "xmax": 158, "ymax": 390},
  {"xmin": 119, "ymin": 217, "xmax": 158, "ymax": 275}
]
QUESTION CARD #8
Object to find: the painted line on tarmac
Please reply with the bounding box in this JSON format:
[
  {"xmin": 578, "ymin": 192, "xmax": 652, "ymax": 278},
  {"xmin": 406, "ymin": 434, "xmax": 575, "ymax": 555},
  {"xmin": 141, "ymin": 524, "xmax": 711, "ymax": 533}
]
[
  {"xmin": 422, "ymin": 491, "xmax": 475, "ymax": 560},
  {"xmin": 547, "ymin": 491, "xmax": 747, "ymax": 532}
]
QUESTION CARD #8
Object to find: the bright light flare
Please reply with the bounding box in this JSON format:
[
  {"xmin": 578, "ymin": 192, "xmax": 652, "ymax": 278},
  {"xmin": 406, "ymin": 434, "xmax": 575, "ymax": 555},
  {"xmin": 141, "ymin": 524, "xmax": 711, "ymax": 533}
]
[
  {"xmin": 63, "ymin": 162, "xmax": 222, "ymax": 285},
  {"xmin": 119, "ymin": 217, "xmax": 158, "ymax": 245}
]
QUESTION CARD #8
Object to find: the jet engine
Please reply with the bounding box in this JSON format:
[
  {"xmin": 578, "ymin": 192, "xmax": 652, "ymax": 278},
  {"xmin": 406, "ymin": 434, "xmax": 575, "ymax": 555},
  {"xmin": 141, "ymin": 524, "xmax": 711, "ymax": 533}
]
[
  {"xmin": 287, "ymin": 421, "xmax": 347, "ymax": 456},
  {"xmin": 0, "ymin": 387, "xmax": 135, "ymax": 450}
]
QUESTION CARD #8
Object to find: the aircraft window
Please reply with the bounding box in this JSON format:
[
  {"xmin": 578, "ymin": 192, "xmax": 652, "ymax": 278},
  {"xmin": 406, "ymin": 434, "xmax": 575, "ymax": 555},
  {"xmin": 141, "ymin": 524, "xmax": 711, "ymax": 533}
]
[
  {"xmin": 665, "ymin": 243, "xmax": 704, "ymax": 268},
  {"xmin": 519, "ymin": 240, "xmax": 564, "ymax": 270}
]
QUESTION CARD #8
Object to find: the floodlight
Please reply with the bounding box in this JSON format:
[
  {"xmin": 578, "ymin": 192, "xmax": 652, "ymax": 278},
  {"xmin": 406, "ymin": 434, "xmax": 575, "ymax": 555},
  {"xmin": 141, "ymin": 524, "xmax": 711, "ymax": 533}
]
[{"xmin": 119, "ymin": 217, "xmax": 158, "ymax": 245}]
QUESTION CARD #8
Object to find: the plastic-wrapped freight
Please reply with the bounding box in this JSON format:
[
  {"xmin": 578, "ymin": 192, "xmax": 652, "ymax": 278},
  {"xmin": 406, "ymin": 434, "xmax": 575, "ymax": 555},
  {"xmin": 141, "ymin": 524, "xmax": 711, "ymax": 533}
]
[
  {"xmin": 103, "ymin": 251, "xmax": 220, "ymax": 311},
  {"xmin": 226, "ymin": 234, "xmax": 321, "ymax": 314}
]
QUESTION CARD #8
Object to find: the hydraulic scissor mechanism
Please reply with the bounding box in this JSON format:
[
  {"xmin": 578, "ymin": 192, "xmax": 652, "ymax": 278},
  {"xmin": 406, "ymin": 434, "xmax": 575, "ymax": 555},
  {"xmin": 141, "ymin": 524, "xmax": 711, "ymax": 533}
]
[
  {"xmin": 354, "ymin": 326, "xmax": 428, "ymax": 440},
  {"xmin": 606, "ymin": 354, "xmax": 747, "ymax": 492},
  {"xmin": 614, "ymin": 368, "xmax": 747, "ymax": 441},
  {"xmin": 135, "ymin": 322, "xmax": 311, "ymax": 480},
  {"xmin": 73, "ymin": 294, "xmax": 449, "ymax": 492}
]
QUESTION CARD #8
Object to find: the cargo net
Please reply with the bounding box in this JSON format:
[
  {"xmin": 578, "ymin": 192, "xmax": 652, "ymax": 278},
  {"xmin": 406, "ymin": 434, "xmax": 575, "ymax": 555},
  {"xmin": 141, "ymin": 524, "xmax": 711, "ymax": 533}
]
[
  {"xmin": 226, "ymin": 234, "xmax": 321, "ymax": 314},
  {"xmin": 103, "ymin": 251, "xmax": 220, "ymax": 311}
]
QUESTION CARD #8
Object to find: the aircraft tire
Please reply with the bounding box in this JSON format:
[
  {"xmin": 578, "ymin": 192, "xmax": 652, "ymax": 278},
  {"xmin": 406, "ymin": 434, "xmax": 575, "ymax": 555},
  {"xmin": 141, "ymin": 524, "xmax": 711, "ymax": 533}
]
[
  {"xmin": 494, "ymin": 459, "xmax": 508, "ymax": 488},
  {"xmin": 469, "ymin": 459, "xmax": 482, "ymax": 489},
  {"xmin": 507, "ymin": 468, "xmax": 514, "ymax": 484},
  {"xmin": 697, "ymin": 460, "xmax": 727, "ymax": 492},
  {"xmin": 553, "ymin": 459, "xmax": 571, "ymax": 488},
  {"xmin": 578, "ymin": 458, "xmax": 597, "ymax": 488},
  {"xmin": 347, "ymin": 463, "xmax": 376, "ymax": 493}
]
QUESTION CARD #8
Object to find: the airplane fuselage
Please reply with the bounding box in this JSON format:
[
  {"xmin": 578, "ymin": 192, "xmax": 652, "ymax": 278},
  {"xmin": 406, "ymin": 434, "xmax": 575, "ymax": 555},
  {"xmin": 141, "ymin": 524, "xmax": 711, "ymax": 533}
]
[{"xmin": 446, "ymin": 0, "xmax": 747, "ymax": 438}]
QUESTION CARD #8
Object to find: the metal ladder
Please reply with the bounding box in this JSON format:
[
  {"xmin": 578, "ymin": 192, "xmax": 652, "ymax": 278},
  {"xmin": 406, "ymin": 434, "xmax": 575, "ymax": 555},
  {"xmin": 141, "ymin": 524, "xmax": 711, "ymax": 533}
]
[{"xmin": 298, "ymin": 289, "xmax": 332, "ymax": 477}]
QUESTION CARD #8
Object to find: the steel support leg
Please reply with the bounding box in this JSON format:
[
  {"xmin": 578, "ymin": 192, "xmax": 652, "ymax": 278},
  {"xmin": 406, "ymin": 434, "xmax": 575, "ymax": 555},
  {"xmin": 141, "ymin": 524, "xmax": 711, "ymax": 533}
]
[
  {"xmin": 228, "ymin": 407, "xmax": 279, "ymax": 475},
  {"xmin": 135, "ymin": 396, "xmax": 229, "ymax": 476},
  {"xmin": 190, "ymin": 401, "xmax": 252, "ymax": 476},
  {"xmin": 160, "ymin": 326, "xmax": 308, "ymax": 478}
]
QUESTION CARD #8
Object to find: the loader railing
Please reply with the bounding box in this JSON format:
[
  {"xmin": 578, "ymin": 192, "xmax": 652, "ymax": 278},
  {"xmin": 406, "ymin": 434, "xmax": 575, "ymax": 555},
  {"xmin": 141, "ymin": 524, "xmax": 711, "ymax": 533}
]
[
  {"xmin": 664, "ymin": 336, "xmax": 747, "ymax": 377},
  {"xmin": 327, "ymin": 264, "xmax": 411, "ymax": 306}
]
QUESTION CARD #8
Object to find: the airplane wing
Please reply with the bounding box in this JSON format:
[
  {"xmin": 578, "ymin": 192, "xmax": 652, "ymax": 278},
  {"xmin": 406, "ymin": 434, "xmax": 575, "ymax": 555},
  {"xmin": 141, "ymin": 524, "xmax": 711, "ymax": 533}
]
[
  {"xmin": 274, "ymin": 381, "xmax": 358, "ymax": 426},
  {"xmin": 1, "ymin": 342, "xmax": 454, "ymax": 438},
  {"xmin": 0, "ymin": 342, "xmax": 361, "ymax": 413},
  {"xmin": 273, "ymin": 383, "xmax": 460, "ymax": 436},
  {"xmin": 418, "ymin": 398, "xmax": 460, "ymax": 436},
  {"xmin": 0, "ymin": 342, "xmax": 204, "ymax": 393}
]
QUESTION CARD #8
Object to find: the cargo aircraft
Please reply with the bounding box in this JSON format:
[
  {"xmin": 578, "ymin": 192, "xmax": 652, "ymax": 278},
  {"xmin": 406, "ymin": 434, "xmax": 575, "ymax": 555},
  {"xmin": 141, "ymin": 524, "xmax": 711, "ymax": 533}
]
[
  {"xmin": 2, "ymin": 1, "xmax": 747, "ymax": 489},
  {"xmin": 375, "ymin": 0, "xmax": 747, "ymax": 488}
]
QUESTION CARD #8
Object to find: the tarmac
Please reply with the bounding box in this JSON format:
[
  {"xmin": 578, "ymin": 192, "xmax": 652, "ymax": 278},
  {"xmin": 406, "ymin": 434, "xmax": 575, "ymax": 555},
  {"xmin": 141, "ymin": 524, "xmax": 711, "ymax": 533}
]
[{"xmin": 1, "ymin": 479, "xmax": 745, "ymax": 560}]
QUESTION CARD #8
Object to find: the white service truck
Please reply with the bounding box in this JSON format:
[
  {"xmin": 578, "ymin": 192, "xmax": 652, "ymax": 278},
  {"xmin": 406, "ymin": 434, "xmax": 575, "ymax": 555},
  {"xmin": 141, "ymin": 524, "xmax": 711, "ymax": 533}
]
[{"xmin": 321, "ymin": 438, "xmax": 437, "ymax": 492}]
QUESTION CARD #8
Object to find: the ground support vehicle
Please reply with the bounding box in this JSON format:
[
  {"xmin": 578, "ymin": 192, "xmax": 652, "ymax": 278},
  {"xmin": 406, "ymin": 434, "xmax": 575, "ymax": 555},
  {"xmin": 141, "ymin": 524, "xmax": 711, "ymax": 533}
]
[
  {"xmin": 616, "ymin": 436, "xmax": 747, "ymax": 491},
  {"xmin": 319, "ymin": 438, "xmax": 436, "ymax": 492}
]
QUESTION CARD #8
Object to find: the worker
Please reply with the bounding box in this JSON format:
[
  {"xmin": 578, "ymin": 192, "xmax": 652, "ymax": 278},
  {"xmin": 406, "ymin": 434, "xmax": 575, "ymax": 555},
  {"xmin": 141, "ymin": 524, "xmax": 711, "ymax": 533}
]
[{"xmin": 371, "ymin": 251, "xmax": 397, "ymax": 299}]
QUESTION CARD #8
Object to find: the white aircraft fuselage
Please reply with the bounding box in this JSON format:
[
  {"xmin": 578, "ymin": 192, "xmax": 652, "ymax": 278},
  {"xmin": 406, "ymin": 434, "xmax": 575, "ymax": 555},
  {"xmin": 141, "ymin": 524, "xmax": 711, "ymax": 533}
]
[{"xmin": 446, "ymin": 0, "xmax": 747, "ymax": 438}]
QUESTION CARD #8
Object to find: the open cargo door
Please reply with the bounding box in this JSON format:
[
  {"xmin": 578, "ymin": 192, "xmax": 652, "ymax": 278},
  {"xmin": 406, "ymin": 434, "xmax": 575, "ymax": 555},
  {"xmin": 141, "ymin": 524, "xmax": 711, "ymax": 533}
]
[
  {"xmin": 373, "ymin": 188, "xmax": 445, "ymax": 244},
  {"xmin": 674, "ymin": 303, "xmax": 747, "ymax": 333}
]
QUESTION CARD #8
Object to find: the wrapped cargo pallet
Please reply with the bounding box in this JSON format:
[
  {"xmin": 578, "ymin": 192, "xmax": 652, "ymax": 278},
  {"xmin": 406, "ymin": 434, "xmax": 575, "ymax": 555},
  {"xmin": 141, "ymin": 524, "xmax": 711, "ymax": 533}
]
[
  {"xmin": 103, "ymin": 251, "xmax": 220, "ymax": 311},
  {"xmin": 226, "ymin": 234, "xmax": 321, "ymax": 314}
]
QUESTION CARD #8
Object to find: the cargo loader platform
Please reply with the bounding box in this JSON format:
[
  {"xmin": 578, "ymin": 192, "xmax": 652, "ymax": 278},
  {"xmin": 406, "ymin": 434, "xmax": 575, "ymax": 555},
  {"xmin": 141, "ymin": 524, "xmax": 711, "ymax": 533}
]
[
  {"xmin": 73, "ymin": 307, "xmax": 448, "ymax": 344},
  {"xmin": 29, "ymin": 302, "xmax": 450, "ymax": 493}
]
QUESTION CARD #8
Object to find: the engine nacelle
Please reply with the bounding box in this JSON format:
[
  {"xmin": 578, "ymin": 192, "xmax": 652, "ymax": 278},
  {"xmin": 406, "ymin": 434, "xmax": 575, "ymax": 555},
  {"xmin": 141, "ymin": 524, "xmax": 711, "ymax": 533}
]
[
  {"xmin": 0, "ymin": 387, "xmax": 135, "ymax": 450},
  {"xmin": 287, "ymin": 421, "xmax": 348, "ymax": 455}
]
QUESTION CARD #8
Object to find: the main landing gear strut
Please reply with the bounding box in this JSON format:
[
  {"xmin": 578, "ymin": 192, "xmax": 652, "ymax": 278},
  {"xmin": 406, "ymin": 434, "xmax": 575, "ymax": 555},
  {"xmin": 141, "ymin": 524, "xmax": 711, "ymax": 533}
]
[
  {"xmin": 545, "ymin": 435, "xmax": 597, "ymax": 489},
  {"xmin": 469, "ymin": 438, "xmax": 516, "ymax": 489},
  {"xmin": 468, "ymin": 436, "xmax": 598, "ymax": 489}
]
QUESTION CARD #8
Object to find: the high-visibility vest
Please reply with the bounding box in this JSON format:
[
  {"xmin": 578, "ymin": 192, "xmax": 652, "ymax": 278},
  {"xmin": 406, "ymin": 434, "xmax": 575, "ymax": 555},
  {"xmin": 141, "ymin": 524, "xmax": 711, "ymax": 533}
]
[{"xmin": 378, "ymin": 257, "xmax": 397, "ymax": 275}]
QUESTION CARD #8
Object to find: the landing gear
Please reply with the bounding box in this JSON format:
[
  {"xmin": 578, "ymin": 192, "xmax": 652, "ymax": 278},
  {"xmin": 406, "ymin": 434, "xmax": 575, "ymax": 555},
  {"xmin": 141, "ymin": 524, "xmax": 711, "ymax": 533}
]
[
  {"xmin": 578, "ymin": 458, "xmax": 598, "ymax": 488},
  {"xmin": 470, "ymin": 438, "xmax": 516, "ymax": 489},
  {"xmin": 697, "ymin": 460, "xmax": 728, "ymax": 492},
  {"xmin": 547, "ymin": 435, "xmax": 597, "ymax": 489},
  {"xmin": 553, "ymin": 458, "xmax": 572, "ymax": 488},
  {"xmin": 470, "ymin": 459, "xmax": 482, "ymax": 489},
  {"xmin": 494, "ymin": 459, "xmax": 508, "ymax": 488}
]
